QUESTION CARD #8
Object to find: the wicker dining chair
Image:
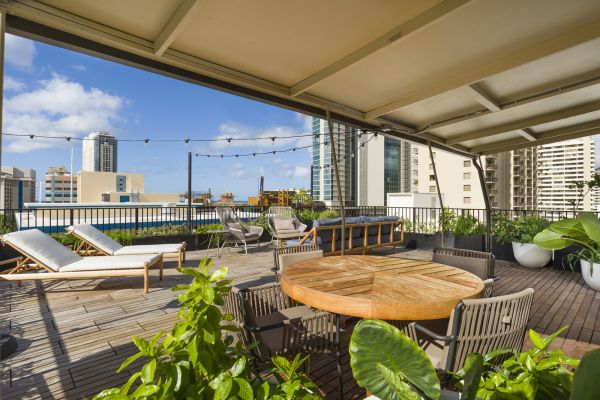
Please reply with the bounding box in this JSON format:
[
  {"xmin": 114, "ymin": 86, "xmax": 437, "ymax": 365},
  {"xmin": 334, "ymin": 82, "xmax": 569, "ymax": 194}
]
[
  {"xmin": 267, "ymin": 206, "xmax": 307, "ymax": 238},
  {"xmin": 272, "ymin": 244, "xmax": 322, "ymax": 279},
  {"xmin": 237, "ymin": 282, "xmax": 340, "ymax": 394},
  {"xmin": 407, "ymin": 287, "xmax": 534, "ymax": 372},
  {"xmin": 433, "ymin": 247, "xmax": 496, "ymax": 279}
]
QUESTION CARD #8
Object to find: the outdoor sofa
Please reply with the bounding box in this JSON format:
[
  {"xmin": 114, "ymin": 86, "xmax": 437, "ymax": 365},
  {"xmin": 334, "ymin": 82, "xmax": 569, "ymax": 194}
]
[
  {"xmin": 0, "ymin": 229, "xmax": 163, "ymax": 293},
  {"xmin": 66, "ymin": 223, "xmax": 186, "ymax": 268},
  {"xmin": 296, "ymin": 215, "xmax": 404, "ymax": 255}
]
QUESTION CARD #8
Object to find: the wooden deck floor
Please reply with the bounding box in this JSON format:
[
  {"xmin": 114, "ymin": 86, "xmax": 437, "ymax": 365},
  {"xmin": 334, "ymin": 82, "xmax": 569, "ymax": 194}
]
[{"xmin": 1, "ymin": 246, "xmax": 599, "ymax": 399}]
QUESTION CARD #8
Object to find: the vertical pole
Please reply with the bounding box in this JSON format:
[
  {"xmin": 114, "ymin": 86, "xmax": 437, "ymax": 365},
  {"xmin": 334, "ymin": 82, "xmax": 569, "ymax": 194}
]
[
  {"xmin": 326, "ymin": 111, "xmax": 346, "ymax": 255},
  {"xmin": 70, "ymin": 145, "xmax": 74, "ymax": 202},
  {"xmin": 187, "ymin": 151, "xmax": 192, "ymax": 231},
  {"xmin": 473, "ymin": 157, "xmax": 492, "ymax": 252},
  {"xmin": 428, "ymin": 142, "xmax": 445, "ymax": 247}
]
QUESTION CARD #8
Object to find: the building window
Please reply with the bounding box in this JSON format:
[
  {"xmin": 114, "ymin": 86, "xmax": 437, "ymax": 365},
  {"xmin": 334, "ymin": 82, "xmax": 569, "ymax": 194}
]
[
  {"xmin": 464, "ymin": 197, "xmax": 471, "ymax": 204},
  {"xmin": 429, "ymin": 186, "xmax": 436, "ymax": 192},
  {"xmin": 464, "ymin": 185, "xmax": 471, "ymax": 191},
  {"xmin": 429, "ymin": 175, "xmax": 435, "ymax": 181},
  {"xmin": 463, "ymin": 172, "xmax": 471, "ymax": 179},
  {"xmin": 463, "ymin": 160, "xmax": 471, "ymax": 167}
]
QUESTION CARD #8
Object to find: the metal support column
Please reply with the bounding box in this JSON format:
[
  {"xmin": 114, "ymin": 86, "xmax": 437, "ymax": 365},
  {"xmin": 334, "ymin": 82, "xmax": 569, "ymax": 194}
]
[
  {"xmin": 326, "ymin": 111, "xmax": 346, "ymax": 255},
  {"xmin": 428, "ymin": 142, "xmax": 445, "ymax": 247},
  {"xmin": 187, "ymin": 151, "xmax": 192, "ymax": 231},
  {"xmin": 473, "ymin": 157, "xmax": 492, "ymax": 252}
]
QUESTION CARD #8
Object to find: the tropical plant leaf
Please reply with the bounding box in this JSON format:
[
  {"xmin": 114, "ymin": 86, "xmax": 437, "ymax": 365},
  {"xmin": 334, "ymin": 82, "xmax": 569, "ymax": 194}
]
[
  {"xmin": 376, "ymin": 363, "xmax": 420, "ymax": 400},
  {"xmin": 548, "ymin": 219, "xmax": 588, "ymax": 239},
  {"xmin": 570, "ymin": 348, "xmax": 600, "ymax": 400},
  {"xmin": 529, "ymin": 329, "xmax": 546, "ymax": 350},
  {"xmin": 533, "ymin": 229, "xmax": 574, "ymax": 250},
  {"xmin": 577, "ymin": 213, "xmax": 600, "ymax": 243},
  {"xmin": 461, "ymin": 353, "xmax": 484, "ymax": 400},
  {"xmin": 349, "ymin": 319, "xmax": 440, "ymax": 400}
]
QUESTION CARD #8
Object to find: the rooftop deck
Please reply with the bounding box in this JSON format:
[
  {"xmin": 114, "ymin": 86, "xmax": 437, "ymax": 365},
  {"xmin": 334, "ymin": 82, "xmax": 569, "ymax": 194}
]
[{"xmin": 1, "ymin": 245, "xmax": 599, "ymax": 399}]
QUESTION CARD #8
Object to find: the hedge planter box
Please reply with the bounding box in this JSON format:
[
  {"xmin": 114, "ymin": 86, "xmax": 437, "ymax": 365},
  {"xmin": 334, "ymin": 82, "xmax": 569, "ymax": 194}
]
[
  {"xmin": 132, "ymin": 231, "xmax": 272, "ymax": 252},
  {"xmin": 512, "ymin": 242, "xmax": 552, "ymax": 268},
  {"xmin": 404, "ymin": 232, "xmax": 455, "ymax": 250},
  {"xmin": 491, "ymin": 237, "xmax": 516, "ymax": 262},
  {"xmin": 454, "ymin": 234, "xmax": 484, "ymax": 252}
]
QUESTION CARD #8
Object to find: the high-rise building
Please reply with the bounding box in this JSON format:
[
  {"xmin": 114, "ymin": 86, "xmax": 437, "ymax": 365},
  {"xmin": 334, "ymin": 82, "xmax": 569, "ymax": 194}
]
[
  {"xmin": 357, "ymin": 135, "xmax": 415, "ymax": 206},
  {"xmin": 310, "ymin": 117, "xmax": 415, "ymax": 206},
  {"xmin": 538, "ymin": 137, "xmax": 598, "ymax": 211},
  {"xmin": 417, "ymin": 148, "xmax": 537, "ymax": 210},
  {"xmin": 45, "ymin": 166, "xmax": 77, "ymax": 203},
  {"xmin": 82, "ymin": 131, "xmax": 118, "ymax": 172},
  {"xmin": 0, "ymin": 167, "xmax": 36, "ymax": 209},
  {"xmin": 311, "ymin": 118, "xmax": 357, "ymax": 206}
]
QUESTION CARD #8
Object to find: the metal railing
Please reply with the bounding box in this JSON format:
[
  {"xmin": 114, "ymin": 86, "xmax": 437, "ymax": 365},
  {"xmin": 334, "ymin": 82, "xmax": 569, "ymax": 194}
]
[{"xmin": 0, "ymin": 204, "xmax": 591, "ymax": 235}]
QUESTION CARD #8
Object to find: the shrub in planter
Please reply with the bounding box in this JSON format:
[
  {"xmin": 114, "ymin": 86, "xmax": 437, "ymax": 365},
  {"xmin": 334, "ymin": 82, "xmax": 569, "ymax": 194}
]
[
  {"xmin": 350, "ymin": 320, "xmax": 587, "ymax": 400},
  {"xmin": 95, "ymin": 259, "xmax": 321, "ymax": 399},
  {"xmin": 452, "ymin": 215, "xmax": 485, "ymax": 251},
  {"xmin": 494, "ymin": 214, "xmax": 551, "ymax": 268}
]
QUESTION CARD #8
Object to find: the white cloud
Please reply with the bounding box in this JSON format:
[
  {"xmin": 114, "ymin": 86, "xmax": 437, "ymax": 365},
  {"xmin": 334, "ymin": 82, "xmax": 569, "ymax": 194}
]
[
  {"xmin": 230, "ymin": 162, "xmax": 246, "ymax": 179},
  {"xmin": 5, "ymin": 34, "xmax": 37, "ymax": 71},
  {"xmin": 4, "ymin": 74, "xmax": 127, "ymax": 153},
  {"xmin": 4, "ymin": 76, "xmax": 24, "ymax": 92},
  {"xmin": 273, "ymin": 157, "xmax": 283, "ymax": 164},
  {"xmin": 73, "ymin": 64, "xmax": 87, "ymax": 72},
  {"xmin": 294, "ymin": 166, "xmax": 310, "ymax": 177}
]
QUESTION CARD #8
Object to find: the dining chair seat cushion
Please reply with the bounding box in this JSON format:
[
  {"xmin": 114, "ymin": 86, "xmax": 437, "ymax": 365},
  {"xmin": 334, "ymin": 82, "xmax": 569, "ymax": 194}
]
[
  {"xmin": 3, "ymin": 229, "xmax": 83, "ymax": 271},
  {"xmin": 432, "ymin": 253, "xmax": 489, "ymax": 279},
  {"xmin": 114, "ymin": 243, "xmax": 184, "ymax": 256},
  {"xmin": 59, "ymin": 254, "xmax": 161, "ymax": 272},
  {"xmin": 255, "ymin": 305, "xmax": 315, "ymax": 327},
  {"xmin": 274, "ymin": 219, "xmax": 295, "ymax": 231},
  {"xmin": 67, "ymin": 223, "xmax": 123, "ymax": 254}
]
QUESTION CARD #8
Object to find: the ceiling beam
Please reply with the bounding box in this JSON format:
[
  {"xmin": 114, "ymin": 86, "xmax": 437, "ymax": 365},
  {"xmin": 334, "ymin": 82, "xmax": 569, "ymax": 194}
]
[
  {"xmin": 417, "ymin": 72, "xmax": 600, "ymax": 133},
  {"xmin": 445, "ymin": 100, "xmax": 600, "ymax": 145},
  {"xmin": 365, "ymin": 19, "xmax": 600, "ymax": 119},
  {"xmin": 289, "ymin": 0, "xmax": 470, "ymax": 97},
  {"xmin": 473, "ymin": 119, "xmax": 600, "ymax": 155},
  {"xmin": 465, "ymin": 84, "xmax": 537, "ymax": 141},
  {"xmin": 153, "ymin": 0, "xmax": 202, "ymax": 56}
]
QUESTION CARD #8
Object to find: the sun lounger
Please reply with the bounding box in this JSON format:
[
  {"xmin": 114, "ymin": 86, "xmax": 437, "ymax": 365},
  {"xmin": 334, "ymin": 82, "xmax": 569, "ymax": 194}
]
[
  {"xmin": 0, "ymin": 229, "xmax": 163, "ymax": 293},
  {"xmin": 66, "ymin": 223, "xmax": 186, "ymax": 268}
]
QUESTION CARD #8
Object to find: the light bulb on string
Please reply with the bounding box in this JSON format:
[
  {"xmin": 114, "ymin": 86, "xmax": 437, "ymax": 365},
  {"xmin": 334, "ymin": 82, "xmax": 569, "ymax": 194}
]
[
  {"xmin": 184, "ymin": 138, "xmax": 190, "ymax": 145},
  {"xmin": 144, "ymin": 139, "xmax": 150, "ymax": 145}
]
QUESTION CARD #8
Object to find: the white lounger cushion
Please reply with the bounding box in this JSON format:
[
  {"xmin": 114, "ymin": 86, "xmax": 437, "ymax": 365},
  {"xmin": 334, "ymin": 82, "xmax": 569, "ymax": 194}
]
[
  {"xmin": 3, "ymin": 229, "xmax": 82, "ymax": 271},
  {"xmin": 113, "ymin": 243, "xmax": 183, "ymax": 256},
  {"xmin": 60, "ymin": 254, "xmax": 161, "ymax": 272},
  {"xmin": 66, "ymin": 223, "xmax": 123, "ymax": 254}
]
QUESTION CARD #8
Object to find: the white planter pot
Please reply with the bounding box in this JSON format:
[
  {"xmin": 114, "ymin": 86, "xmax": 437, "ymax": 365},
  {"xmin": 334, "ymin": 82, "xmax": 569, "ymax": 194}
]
[
  {"xmin": 580, "ymin": 260, "xmax": 600, "ymax": 291},
  {"xmin": 512, "ymin": 242, "xmax": 552, "ymax": 268}
]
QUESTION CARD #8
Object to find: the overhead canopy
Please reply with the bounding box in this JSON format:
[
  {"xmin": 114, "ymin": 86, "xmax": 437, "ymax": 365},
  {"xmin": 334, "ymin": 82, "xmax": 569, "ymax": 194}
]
[{"xmin": 2, "ymin": 0, "xmax": 600, "ymax": 157}]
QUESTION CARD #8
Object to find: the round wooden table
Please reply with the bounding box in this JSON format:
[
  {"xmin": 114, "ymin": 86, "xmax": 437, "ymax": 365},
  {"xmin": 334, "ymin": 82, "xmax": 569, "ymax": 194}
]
[{"xmin": 281, "ymin": 255, "xmax": 484, "ymax": 320}]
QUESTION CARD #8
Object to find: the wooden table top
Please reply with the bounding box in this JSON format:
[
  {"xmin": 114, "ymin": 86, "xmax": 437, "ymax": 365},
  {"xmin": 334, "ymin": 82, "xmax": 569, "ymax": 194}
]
[{"xmin": 280, "ymin": 255, "xmax": 484, "ymax": 320}]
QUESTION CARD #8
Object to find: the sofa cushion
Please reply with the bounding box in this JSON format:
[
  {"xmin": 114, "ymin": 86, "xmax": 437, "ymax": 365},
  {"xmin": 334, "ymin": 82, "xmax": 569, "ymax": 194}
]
[{"xmin": 274, "ymin": 219, "xmax": 295, "ymax": 232}]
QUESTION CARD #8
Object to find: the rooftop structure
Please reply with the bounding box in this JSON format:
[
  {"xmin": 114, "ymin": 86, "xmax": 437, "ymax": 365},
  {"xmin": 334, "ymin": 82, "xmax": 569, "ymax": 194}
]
[
  {"xmin": 45, "ymin": 166, "xmax": 77, "ymax": 203},
  {"xmin": 0, "ymin": 166, "xmax": 36, "ymax": 210}
]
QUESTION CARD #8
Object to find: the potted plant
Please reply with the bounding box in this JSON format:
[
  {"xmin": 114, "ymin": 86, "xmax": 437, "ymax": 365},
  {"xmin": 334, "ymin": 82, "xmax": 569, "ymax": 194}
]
[
  {"xmin": 452, "ymin": 214, "xmax": 485, "ymax": 251},
  {"xmin": 495, "ymin": 214, "xmax": 551, "ymax": 268},
  {"xmin": 534, "ymin": 212, "xmax": 600, "ymax": 290}
]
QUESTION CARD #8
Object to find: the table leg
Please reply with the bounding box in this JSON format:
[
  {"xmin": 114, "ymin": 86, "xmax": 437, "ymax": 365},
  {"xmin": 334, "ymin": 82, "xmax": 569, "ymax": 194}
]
[
  {"xmin": 206, "ymin": 233, "xmax": 214, "ymax": 258},
  {"xmin": 336, "ymin": 313, "xmax": 343, "ymax": 400}
]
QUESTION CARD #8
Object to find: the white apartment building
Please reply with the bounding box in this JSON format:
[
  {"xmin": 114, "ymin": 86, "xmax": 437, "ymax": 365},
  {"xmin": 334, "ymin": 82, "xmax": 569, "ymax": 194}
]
[
  {"xmin": 45, "ymin": 166, "xmax": 77, "ymax": 203},
  {"xmin": 82, "ymin": 131, "xmax": 118, "ymax": 172},
  {"xmin": 538, "ymin": 137, "xmax": 598, "ymax": 211},
  {"xmin": 417, "ymin": 147, "xmax": 537, "ymax": 210},
  {"xmin": 0, "ymin": 167, "xmax": 36, "ymax": 210}
]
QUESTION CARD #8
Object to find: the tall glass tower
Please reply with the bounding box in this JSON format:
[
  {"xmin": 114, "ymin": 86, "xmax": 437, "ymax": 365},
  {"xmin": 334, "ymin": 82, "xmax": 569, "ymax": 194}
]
[{"xmin": 82, "ymin": 131, "xmax": 118, "ymax": 172}]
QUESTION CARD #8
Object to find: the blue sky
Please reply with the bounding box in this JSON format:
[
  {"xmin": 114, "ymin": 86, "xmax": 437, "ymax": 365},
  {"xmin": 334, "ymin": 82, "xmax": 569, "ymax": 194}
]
[{"xmin": 2, "ymin": 34, "xmax": 313, "ymax": 201}]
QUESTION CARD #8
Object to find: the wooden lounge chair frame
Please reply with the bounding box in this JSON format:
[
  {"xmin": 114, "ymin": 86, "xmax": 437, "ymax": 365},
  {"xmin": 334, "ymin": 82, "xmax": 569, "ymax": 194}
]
[
  {"xmin": 68, "ymin": 229, "xmax": 186, "ymax": 268},
  {"xmin": 298, "ymin": 220, "xmax": 404, "ymax": 255},
  {"xmin": 0, "ymin": 241, "xmax": 163, "ymax": 293}
]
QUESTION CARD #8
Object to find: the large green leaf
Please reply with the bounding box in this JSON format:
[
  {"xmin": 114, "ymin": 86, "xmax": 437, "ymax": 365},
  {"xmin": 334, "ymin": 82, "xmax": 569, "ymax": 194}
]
[
  {"xmin": 548, "ymin": 219, "xmax": 587, "ymax": 239},
  {"xmin": 570, "ymin": 348, "xmax": 600, "ymax": 399},
  {"xmin": 461, "ymin": 354, "xmax": 484, "ymax": 400},
  {"xmin": 349, "ymin": 320, "xmax": 440, "ymax": 400},
  {"xmin": 533, "ymin": 229, "xmax": 574, "ymax": 250},
  {"xmin": 577, "ymin": 213, "xmax": 600, "ymax": 243}
]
